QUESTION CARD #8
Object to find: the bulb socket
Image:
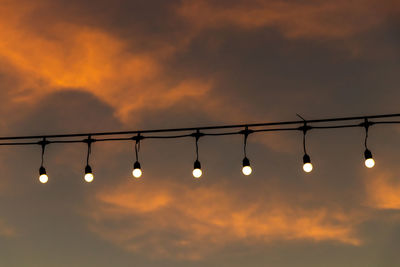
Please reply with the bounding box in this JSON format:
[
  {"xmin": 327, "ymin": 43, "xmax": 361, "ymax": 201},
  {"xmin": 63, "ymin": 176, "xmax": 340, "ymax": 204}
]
[
  {"xmin": 134, "ymin": 161, "xmax": 141, "ymax": 170},
  {"xmin": 364, "ymin": 149, "xmax": 372, "ymax": 159},
  {"xmin": 303, "ymin": 154, "xmax": 311, "ymax": 164},
  {"xmin": 194, "ymin": 160, "xmax": 201, "ymax": 169},
  {"xmin": 85, "ymin": 164, "xmax": 92, "ymax": 174},
  {"xmin": 242, "ymin": 157, "xmax": 250, "ymax": 167},
  {"xmin": 39, "ymin": 166, "xmax": 46, "ymax": 175}
]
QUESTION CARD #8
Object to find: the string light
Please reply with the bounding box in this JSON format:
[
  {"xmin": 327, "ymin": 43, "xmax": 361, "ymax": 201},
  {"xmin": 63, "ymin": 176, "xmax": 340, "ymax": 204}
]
[
  {"xmin": 84, "ymin": 165, "xmax": 94, "ymax": 183},
  {"xmin": 193, "ymin": 160, "xmax": 202, "ymax": 178},
  {"xmin": 192, "ymin": 130, "xmax": 203, "ymax": 178},
  {"xmin": 242, "ymin": 157, "xmax": 252, "ymax": 175},
  {"xmin": 364, "ymin": 149, "xmax": 375, "ymax": 168},
  {"xmin": 363, "ymin": 118, "xmax": 375, "ymax": 168},
  {"xmin": 299, "ymin": 116, "xmax": 313, "ymax": 173},
  {"xmin": 303, "ymin": 154, "xmax": 313, "ymax": 173},
  {"xmin": 241, "ymin": 127, "xmax": 253, "ymax": 176},
  {"xmin": 84, "ymin": 136, "xmax": 94, "ymax": 183},
  {"xmin": 132, "ymin": 134, "xmax": 143, "ymax": 178},
  {"xmin": 38, "ymin": 138, "xmax": 49, "ymax": 183},
  {"xmin": 3, "ymin": 113, "xmax": 400, "ymax": 183},
  {"xmin": 39, "ymin": 166, "xmax": 48, "ymax": 184}
]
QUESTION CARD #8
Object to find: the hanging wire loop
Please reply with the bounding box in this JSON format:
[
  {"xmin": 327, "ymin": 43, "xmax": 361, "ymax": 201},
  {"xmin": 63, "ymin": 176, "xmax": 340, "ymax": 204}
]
[
  {"xmin": 240, "ymin": 126, "xmax": 254, "ymax": 158},
  {"xmin": 38, "ymin": 137, "xmax": 50, "ymax": 167},
  {"xmin": 132, "ymin": 133, "xmax": 144, "ymax": 162},
  {"xmin": 360, "ymin": 118, "xmax": 375, "ymax": 150},
  {"xmin": 191, "ymin": 130, "xmax": 204, "ymax": 161},
  {"xmin": 297, "ymin": 117, "xmax": 312, "ymax": 155},
  {"xmin": 83, "ymin": 135, "xmax": 96, "ymax": 166}
]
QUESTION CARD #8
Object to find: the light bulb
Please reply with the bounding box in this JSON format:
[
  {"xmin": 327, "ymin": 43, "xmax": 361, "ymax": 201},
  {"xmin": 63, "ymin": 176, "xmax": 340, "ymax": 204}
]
[
  {"xmin": 39, "ymin": 174, "xmax": 48, "ymax": 184},
  {"xmin": 303, "ymin": 163, "xmax": 313, "ymax": 173},
  {"xmin": 84, "ymin": 173, "xmax": 94, "ymax": 183},
  {"xmin": 132, "ymin": 161, "xmax": 142, "ymax": 178},
  {"xmin": 193, "ymin": 168, "xmax": 202, "ymax": 178},
  {"xmin": 242, "ymin": 166, "xmax": 252, "ymax": 175},
  {"xmin": 242, "ymin": 157, "xmax": 252, "ymax": 175},
  {"xmin": 302, "ymin": 154, "xmax": 313, "ymax": 173},
  {"xmin": 365, "ymin": 158, "xmax": 375, "ymax": 168},
  {"xmin": 364, "ymin": 149, "xmax": 375, "ymax": 168},
  {"xmin": 84, "ymin": 165, "xmax": 94, "ymax": 183},
  {"xmin": 39, "ymin": 166, "xmax": 48, "ymax": 183},
  {"xmin": 193, "ymin": 160, "xmax": 202, "ymax": 178}
]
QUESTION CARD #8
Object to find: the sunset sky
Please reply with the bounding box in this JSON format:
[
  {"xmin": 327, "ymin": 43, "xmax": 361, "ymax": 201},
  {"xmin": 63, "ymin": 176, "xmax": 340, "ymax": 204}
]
[{"xmin": 1, "ymin": 0, "xmax": 400, "ymax": 266}]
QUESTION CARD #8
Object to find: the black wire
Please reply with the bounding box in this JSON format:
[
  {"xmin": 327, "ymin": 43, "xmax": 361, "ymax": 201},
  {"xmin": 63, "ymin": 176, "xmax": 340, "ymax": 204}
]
[
  {"xmin": 243, "ymin": 127, "xmax": 250, "ymax": 158},
  {"xmin": 0, "ymin": 114, "xmax": 400, "ymax": 147},
  {"xmin": 1, "ymin": 113, "xmax": 400, "ymax": 141},
  {"xmin": 194, "ymin": 130, "xmax": 200, "ymax": 161},
  {"xmin": 94, "ymin": 137, "xmax": 132, "ymax": 142},
  {"xmin": 86, "ymin": 136, "xmax": 92, "ymax": 166},
  {"xmin": 51, "ymin": 140, "xmax": 86, "ymax": 144},
  {"xmin": 40, "ymin": 138, "xmax": 47, "ymax": 167},
  {"xmin": 203, "ymin": 131, "xmax": 241, "ymax": 136},
  {"xmin": 373, "ymin": 121, "xmax": 400, "ymax": 124},
  {"xmin": 145, "ymin": 134, "xmax": 193, "ymax": 139},
  {"xmin": 311, "ymin": 124, "xmax": 360, "ymax": 129},
  {"xmin": 134, "ymin": 134, "xmax": 141, "ymax": 162},
  {"xmin": 364, "ymin": 120, "xmax": 369, "ymax": 150},
  {"xmin": 298, "ymin": 116, "xmax": 308, "ymax": 155},
  {"xmin": 253, "ymin": 127, "xmax": 299, "ymax": 133},
  {"xmin": 0, "ymin": 142, "xmax": 39, "ymax": 146}
]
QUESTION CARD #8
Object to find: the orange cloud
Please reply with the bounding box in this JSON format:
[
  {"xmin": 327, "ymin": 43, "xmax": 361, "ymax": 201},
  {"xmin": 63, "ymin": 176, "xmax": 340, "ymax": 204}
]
[
  {"xmin": 85, "ymin": 179, "xmax": 363, "ymax": 259},
  {"xmin": 0, "ymin": 0, "xmax": 213, "ymax": 124},
  {"xmin": 365, "ymin": 171, "xmax": 400, "ymax": 210}
]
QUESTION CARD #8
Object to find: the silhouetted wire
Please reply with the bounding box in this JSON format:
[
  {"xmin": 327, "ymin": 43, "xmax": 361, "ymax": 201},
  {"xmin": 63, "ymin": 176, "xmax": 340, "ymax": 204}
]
[
  {"xmin": 0, "ymin": 113, "xmax": 400, "ymax": 147},
  {"xmin": 0, "ymin": 113, "xmax": 400, "ymax": 142},
  {"xmin": 145, "ymin": 133, "xmax": 193, "ymax": 139},
  {"xmin": 372, "ymin": 121, "xmax": 400, "ymax": 124}
]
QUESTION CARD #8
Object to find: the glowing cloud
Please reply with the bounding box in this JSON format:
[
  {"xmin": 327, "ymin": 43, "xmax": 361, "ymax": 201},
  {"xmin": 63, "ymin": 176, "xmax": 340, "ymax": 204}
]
[
  {"xmin": 365, "ymin": 171, "xmax": 400, "ymax": 210},
  {"xmin": 0, "ymin": 0, "xmax": 213, "ymax": 124},
  {"xmin": 86, "ymin": 179, "xmax": 362, "ymax": 259}
]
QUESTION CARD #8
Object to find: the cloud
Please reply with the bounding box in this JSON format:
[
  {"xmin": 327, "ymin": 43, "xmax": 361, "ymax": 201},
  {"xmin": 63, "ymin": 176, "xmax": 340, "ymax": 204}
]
[
  {"xmin": 0, "ymin": 0, "xmax": 213, "ymax": 124},
  {"xmin": 177, "ymin": 0, "xmax": 395, "ymax": 40},
  {"xmin": 86, "ymin": 179, "xmax": 363, "ymax": 259},
  {"xmin": 365, "ymin": 171, "xmax": 400, "ymax": 210}
]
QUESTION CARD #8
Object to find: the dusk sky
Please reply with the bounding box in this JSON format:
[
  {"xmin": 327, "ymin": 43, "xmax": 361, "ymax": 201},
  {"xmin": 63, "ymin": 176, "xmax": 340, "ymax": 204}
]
[{"xmin": 1, "ymin": 0, "xmax": 400, "ymax": 266}]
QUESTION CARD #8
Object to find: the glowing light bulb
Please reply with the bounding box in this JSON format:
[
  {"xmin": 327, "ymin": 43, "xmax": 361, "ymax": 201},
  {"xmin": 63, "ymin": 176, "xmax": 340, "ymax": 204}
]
[
  {"xmin": 364, "ymin": 149, "xmax": 375, "ymax": 168},
  {"xmin": 132, "ymin": 161, "xmax": 142, "ymax": 178},
  {"xmin": 303, "ymin": 163, "xmax": 313, "ymax": 173},
  {"xmin": 39, "ymin": 174, "xmax": 48, "ymax": 183},
  {"xmin": 84, "ymin": 173, "xmax": 94, "ymax": 183},
  {"xmin": 193, "ymin": 168, "xmax": 202, "ymax": 178},
  {"xmin": 84, "ymin": 165, "xmax": 94, "ymax": 183},
  {"xmin": 302, "ymin": 154, "xmax": 313, "ymax": 173},
  {"xmin": 193, "ymin": 160, "xmax": 202, "ymax": 178},
  {"xmin": 39, "ymin": 166, "xmax": 48, "ymax": 183},
  {"xmin": 242, "ymin": 157, "xmax": 252, "ymax": 175},
  {"xmin": 365, "ymin": 158, "xmax": 375, "ymax": 168}
]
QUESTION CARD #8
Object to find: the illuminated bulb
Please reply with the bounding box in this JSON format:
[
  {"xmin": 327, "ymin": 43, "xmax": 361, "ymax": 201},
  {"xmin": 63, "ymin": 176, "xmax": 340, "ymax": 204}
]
[
  {"xmin": 302, "ymin": 154, "xmax": 313, "ymax": 173},
  {"xmin": 132, "ymin": 161, "xmax": 142, "ymax": 178},
  {"xmin": 193, "ymin": 160, "xmax": 202, "ymax": 178},
  {"xmin": 84, "ymin": 165, "xmax": 94, "ymax": 183},
  {"xmin": 364, "ymin": 149, "xmax": 375, "ymax": 168},
  {"xmin": 242, "ymin": 157, "xmax": 252, "ymax": 176},
  {"xmin": 39, "ymin": 166, "xmax": 48, "ymax": 184}
]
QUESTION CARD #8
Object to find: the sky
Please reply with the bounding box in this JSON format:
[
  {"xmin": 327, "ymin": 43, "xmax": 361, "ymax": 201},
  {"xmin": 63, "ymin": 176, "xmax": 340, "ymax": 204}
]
[{"xmin": 0, "ymin": 0, "xmax": 400, "ymax": 266}]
